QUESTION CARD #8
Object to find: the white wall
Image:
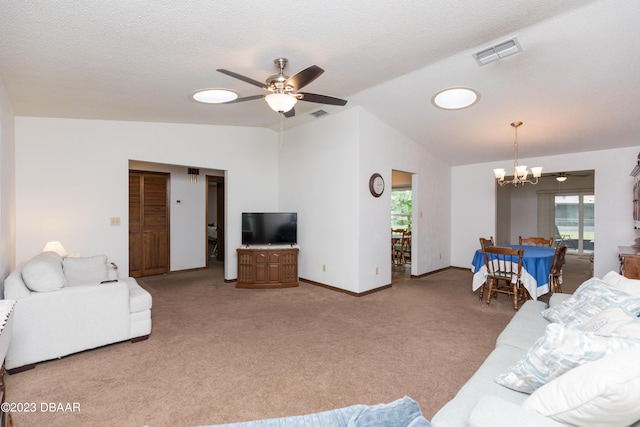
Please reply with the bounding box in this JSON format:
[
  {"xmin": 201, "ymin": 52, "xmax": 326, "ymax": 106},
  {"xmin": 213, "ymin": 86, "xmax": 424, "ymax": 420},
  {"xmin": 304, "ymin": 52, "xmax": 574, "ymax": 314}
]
[
  {"xmin": 452, "ymin": 147, "xmax": 640, "ymax": 278},
  {"xmin": 279, "ymin": 109, "xmax": 361, "ymax": 292},
  {"xmin": 279, "ymin": 107, "xmax": 452, "ymax": 293},
  {"xmin": 0, "ymin": 77, "xmax": 15, "ymax": 295},
  {"xmin": 15, "ymin": 117, "xmax": 278, "ymax": 279}
]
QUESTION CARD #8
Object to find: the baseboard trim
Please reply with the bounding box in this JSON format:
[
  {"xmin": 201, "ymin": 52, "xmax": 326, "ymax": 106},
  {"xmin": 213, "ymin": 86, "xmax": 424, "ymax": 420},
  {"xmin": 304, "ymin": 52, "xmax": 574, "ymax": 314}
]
[
  {"xmin": 411, "ymin": 265, "xmax": 458, "ymax": 278},
  {"xmin": 7, "ymin": 363, "xmax": 36, "ymax": 375},
  {"xmin": 300, "ymin": 278, "xmax": 392, "ymax": 297}
]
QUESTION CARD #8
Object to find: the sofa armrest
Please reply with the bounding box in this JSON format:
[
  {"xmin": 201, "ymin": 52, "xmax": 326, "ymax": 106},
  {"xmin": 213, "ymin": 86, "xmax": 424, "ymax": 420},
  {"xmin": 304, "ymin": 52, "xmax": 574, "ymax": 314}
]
[
  {"xmin": 469, "ymin": 396, "xmax": 563, "ymax": 427},
  {"xmin": 6, "ymin": 281, "xmax": 131, "ymax": 369}
]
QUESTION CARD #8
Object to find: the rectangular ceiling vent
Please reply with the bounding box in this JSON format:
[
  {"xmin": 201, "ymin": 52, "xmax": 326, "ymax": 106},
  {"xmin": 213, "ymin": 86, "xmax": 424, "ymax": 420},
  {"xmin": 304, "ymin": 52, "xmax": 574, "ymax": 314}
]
[
  {"xmin": 473, "ymin": 38, "xmax": 522, "ymax": 66},
  {"xmin": 310, "ymin": 109, "xmax": 328, "ymax": 118}
]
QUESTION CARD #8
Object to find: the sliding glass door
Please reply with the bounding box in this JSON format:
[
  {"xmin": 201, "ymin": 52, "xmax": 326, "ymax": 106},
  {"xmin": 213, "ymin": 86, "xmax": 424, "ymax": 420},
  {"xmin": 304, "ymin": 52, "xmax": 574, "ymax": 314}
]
[{"xmin": 554, "ymin": 194, "xmax": 595, "ymax": 254}]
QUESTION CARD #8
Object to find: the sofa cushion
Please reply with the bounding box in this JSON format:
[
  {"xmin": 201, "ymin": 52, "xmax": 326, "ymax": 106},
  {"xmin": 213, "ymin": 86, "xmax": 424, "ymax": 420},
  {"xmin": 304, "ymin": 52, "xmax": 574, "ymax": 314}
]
[
  {"xmin": 120, "ymin": 277, "xmax": 152, "ymax": 313},
  {"xmin": 602, "ymin": 270, "xmax": 640, "ymax": 297},
  {"xmin": 522, "ymin": 347, "xmax": 640, "ymax": 426},
  {"xmin": 496, "ymin": 300, "xmax": 549, "ymax": 351},
  {"xmin": 469, "ymin": 396, "xmax": 564, "ymax": 427},
  {"xmin": 495, "ymin": 323, "xmax": 640, "ymax": 394},
  {"xmin": 540, "ymin": 278, "xmax": 640, "ymax": 327},
  {"xmin": 430, "ymin": 344, "xmax": 529, "ymax": 427},
  {"xmin": 347, "ymin": 396, "xmax": 430, "ymax": 427},
  {"xmin": 21, "ymin": 251, "xmax": 66, "ymax": 292},
  {"xmin": 63, "ymin": 255, "xmax": 109, "ymax": 286}
]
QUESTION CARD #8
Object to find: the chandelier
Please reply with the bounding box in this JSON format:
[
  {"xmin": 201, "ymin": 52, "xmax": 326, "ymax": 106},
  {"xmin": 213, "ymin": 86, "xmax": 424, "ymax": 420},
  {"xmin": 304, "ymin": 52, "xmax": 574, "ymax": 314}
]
[{"xmin": 493, "ymin": 121, "xmax": 542, "ymax": 186}]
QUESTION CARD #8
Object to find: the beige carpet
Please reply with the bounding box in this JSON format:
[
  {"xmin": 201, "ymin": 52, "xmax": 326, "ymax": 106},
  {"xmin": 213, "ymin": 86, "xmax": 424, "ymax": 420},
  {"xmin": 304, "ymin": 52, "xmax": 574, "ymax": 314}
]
[{"xmin": 5, "ymin": 256, "xmax": 591, "ymax": 427}]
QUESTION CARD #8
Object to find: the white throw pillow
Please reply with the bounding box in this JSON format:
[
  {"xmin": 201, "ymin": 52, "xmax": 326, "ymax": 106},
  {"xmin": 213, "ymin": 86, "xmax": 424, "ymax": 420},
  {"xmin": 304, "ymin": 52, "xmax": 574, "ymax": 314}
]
[
  {"xmin": 602, "ymin": 270, "xmax": 640, "ymax": 298},
  {"xmin": 494, "ymin": 323, "xmax": 640, "ymax": 393},
  {"xmin": 62, "ymin": 255, "xmax": 109, "ymax": 286},
  {"xmin": 582, "ymin": 304, "xmax": 637, "ymax": 334},
  {"xmin": 540, "ymin": 278, "xmax": 640, "ymax": 327},
  {"xmin": 523, "ymin": 348, "xmax": 640, "ymax": 427},
  {"xmin": 21, "ymin": 251, "xmax": 66, "ymax": 292},
  {"xmin": 613, "ymin": 318, "xmax": 640, "ymax": 339}
]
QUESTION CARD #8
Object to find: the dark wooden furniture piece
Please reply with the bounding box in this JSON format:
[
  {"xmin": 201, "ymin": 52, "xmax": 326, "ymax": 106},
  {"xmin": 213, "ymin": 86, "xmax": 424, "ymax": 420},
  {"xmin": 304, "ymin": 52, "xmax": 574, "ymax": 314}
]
[
  {"xmin": 477, "ymin": 237, "xmax": 495, "ymax": 301},
  {"xmin": 519, "ymin": 236, "xmax": 554, "ymax": 247},
  {"xmin": 619, "ymin": 246, "xmax": 640, "ymax": 279},
  {"xmin": 237, "ymin": 247, "xmax": 299, "ymax": 288},
  {"xmin": 549, "ymin": 245, "xmax": 568, "ymax": 293},
  {"xmin": 483, "ymin": 246, "xmax": 526, "ymax": 311}
]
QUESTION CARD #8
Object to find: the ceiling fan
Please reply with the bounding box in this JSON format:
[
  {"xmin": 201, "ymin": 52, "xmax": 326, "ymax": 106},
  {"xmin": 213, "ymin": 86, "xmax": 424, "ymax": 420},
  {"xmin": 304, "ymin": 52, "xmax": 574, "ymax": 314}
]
[
  {"xmin": 216, "ymin": 58, "xmax": 348, "ymax": 118},
  {"xmin": 550, "ymin": 171, "xmax": 593, "ymax": 182}
]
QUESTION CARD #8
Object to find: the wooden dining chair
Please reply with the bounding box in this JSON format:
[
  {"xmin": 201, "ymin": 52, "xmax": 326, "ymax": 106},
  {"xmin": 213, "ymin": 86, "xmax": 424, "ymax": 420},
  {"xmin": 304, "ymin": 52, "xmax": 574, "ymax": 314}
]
[
  {"xmin": 549, "ymin": 245, "xmax": 568, "ymax": 293},
  {"xmin": 519, "ymin": 236, "xmax": 554, "ymax": 247},
  {"xmin": 477, "ymin": 237, "xmax": 495, "ymax": 301},
  {"xmin": 392, "ymin": 229, "xmax": 406, "ymax": 268},
  {"xmin": 483, "ymin": 246, "xmax": 527, "ymax": 311},
  {"xmin": 401, "ymin": 231, "xmax": 412, "ymax": 265},
  {"xmin": 479, "ymin": 237, "xmax": 494, "ymax": 248}
]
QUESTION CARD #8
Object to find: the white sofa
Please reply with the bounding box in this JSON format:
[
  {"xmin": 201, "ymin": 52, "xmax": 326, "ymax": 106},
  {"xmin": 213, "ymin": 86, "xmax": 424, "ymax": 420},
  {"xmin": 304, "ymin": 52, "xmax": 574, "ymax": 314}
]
[
  {"xmin": 432, "ymin": 271, "xmax": 640, "ymax": 427},
  {"xmin": 3, "ymin": 251, "xmax": 152, "ymax": 372}
]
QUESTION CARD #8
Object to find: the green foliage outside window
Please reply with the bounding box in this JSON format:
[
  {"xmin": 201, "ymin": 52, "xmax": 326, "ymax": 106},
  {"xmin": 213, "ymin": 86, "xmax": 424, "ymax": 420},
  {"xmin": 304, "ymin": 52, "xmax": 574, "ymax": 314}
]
[{"xmin": 391, "ymin": 190, "xmax": 412, "ymax": 230}]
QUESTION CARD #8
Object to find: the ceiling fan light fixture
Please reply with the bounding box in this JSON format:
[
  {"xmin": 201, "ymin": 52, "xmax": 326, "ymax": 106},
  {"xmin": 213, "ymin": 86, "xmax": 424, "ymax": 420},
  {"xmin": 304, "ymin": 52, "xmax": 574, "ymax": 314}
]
[
  {"xmin": 191, "ymin": 89, "xmax": 238, "ymax": 104},
  {"xmin": 556, "ymin": 173, "xmax": 568, "ymax": 182},
  {"xmin": 432, "ymin": 87, "xmax": 480, "ymax": 110},
  {"xmin": 265, "ymin": 93, "xmax": 297, "ymax": 113}
]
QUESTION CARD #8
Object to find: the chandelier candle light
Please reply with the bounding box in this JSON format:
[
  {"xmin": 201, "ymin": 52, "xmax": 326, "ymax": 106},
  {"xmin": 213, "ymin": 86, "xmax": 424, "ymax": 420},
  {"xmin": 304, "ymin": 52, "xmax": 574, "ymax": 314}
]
[{"xmin": 493, "ymin": 121, "xmax": 542, "ymax": 186}]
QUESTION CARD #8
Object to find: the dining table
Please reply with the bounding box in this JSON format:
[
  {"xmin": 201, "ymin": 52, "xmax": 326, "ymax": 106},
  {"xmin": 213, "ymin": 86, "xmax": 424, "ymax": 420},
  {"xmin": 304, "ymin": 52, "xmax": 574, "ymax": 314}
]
[{"xmin": 471, "ymin": 244, "xmax": 557, "ymax": 299}]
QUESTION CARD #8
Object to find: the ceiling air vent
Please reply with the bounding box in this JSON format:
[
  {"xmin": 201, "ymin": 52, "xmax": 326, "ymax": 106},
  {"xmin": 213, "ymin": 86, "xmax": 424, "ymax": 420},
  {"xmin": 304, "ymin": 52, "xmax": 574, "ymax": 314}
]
[
  {"xmin": 473, "ymin": 38, "xmax": 522, "ymax": 66},
  {"xmin": 310, "ymin": 109, "xmax": 328, "ymax": 118}
]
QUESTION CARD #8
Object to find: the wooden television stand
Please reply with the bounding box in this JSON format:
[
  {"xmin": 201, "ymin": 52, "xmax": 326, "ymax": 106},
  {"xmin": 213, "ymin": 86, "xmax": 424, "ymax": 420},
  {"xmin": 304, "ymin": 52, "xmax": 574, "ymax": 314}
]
[{"xmin": 236, "ymin": 247, "xmax": 299, "ymax": 289}]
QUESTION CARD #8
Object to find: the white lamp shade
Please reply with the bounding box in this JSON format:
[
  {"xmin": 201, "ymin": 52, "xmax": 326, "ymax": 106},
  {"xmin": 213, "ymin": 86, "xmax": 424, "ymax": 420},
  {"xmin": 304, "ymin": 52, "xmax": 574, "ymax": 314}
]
[
  {"xmin": 515, "ymin": 165, "xmax": 528, "ymax": 176},
  {"xmin": 493, "ymin": 168, "xmax": 506, "ymax": 180},
  {"xmin": 265, "ymin": 93, "xmax": 297, "ymax": 113},
  {"xmin": 42, "ymin": 241, "xmax": 68, "ymax": 258},
  {"xmin": 530, "ymin": 166, "xmax": 543, "ymax": 178}
]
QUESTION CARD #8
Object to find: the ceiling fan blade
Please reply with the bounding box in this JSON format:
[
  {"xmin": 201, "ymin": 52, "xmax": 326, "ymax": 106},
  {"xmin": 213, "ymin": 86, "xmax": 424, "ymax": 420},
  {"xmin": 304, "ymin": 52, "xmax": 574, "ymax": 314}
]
[
  {"xmin": 283, "ymin": 108, "xmax": 296, "ymax": 118},
  {"xmin": 223, "ymin": 94, "xmax": 265, "ymax": 104},
  {"xmin": 297, "ymin": 92, "xmax": 348, "ymax": 106},
  {"xmin": 217, "ymin": 69, "xmax": 266, "ymax": 89},
  {"xmin": 286, "ymin": 65, "xmax": 324, "ymax": 90}
]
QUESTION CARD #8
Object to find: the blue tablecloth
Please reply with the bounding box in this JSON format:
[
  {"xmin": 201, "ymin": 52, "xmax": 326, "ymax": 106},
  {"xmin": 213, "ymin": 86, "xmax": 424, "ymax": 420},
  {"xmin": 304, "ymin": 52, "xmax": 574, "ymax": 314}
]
[{"xmin": 471, "ymin": 245, "xmax": 556, "ymax": 299}]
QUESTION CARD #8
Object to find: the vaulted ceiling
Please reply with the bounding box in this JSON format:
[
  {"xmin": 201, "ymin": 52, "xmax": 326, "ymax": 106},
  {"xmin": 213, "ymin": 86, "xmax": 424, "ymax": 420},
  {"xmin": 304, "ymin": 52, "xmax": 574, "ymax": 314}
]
[{"xmin": 1, "ymin": 1, "xmax": 638, "ymax": 165}]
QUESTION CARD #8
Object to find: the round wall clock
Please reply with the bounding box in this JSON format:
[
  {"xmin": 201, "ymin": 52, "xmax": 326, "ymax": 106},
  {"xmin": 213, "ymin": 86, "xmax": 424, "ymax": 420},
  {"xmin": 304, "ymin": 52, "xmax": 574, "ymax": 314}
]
[{"xmin": 369, "ymin": 173, "xmax": 385, "ymax": 197}]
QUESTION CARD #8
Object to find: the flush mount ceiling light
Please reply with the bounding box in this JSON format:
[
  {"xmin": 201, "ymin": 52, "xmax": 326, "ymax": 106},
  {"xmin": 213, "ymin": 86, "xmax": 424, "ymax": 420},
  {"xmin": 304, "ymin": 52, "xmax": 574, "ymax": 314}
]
[
  {"xmin": 493, "ymin": 121, "xmax": 543, "ymax": 186},
  {"xmin": 431, "ymin": 87, "xmax": 480, "ymax": 110},
  {"xmin": 191, "ymin": 89, "xmax": 238, "ymax": 104}
]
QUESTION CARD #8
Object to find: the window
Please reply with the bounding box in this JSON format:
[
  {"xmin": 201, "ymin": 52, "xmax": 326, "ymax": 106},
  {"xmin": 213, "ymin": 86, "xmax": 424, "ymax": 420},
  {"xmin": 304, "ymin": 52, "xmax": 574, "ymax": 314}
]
[
  {"xmin": 555, "ymin": 194, "xmax": 594, "ymax": 254},
  {"xmin": 391, "ymin": 190, "xmax": 412, "ymax": 230}
]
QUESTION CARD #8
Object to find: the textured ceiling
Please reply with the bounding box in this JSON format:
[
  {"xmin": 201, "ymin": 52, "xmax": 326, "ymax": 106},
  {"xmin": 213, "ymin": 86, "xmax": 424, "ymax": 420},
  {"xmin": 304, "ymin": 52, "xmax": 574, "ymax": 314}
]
[{"xmin": 1, "ymin": 0, "xmax": 639, "ymax": 165}]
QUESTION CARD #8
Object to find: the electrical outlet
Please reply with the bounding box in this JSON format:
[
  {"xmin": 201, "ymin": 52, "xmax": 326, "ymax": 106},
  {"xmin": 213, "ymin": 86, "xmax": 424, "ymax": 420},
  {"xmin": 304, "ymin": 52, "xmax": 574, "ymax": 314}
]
[{"xmin": 110, "ymin": 217, "xmax": 121, "ymax": 226}]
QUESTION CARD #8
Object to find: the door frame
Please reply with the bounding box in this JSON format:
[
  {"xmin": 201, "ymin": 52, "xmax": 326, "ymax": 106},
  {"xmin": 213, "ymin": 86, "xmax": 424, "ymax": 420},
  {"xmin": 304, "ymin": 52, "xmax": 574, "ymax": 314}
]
[{"xmin": 206, "ymin": 175, "xmax": 225, "ymax": 267}]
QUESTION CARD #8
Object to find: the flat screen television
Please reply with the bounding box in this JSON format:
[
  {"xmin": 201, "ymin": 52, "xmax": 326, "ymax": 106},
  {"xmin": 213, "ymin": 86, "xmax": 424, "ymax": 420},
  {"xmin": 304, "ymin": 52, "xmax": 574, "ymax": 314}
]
[{"xmin": 242, "ymin": 212, "xmax": 297, "ymax": 246}]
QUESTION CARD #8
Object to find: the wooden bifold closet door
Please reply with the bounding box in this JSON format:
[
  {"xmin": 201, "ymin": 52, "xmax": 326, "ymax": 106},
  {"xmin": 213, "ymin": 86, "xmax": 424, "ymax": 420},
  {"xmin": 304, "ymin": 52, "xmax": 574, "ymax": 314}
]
[{"xmin": 129, "ymin": 171, "xmax": 169, "ymax": 277}]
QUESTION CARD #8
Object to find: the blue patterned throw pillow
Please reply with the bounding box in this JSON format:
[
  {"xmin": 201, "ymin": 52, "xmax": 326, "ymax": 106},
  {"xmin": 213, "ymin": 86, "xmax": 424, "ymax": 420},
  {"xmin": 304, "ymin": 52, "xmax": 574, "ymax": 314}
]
[
  {"xmin": 495, "ymin": 323, "xmax": 640, "ymax": 394},
  {"xmin": 347, "ymin": 396, "xmax": 430, "ymax": 427},
  {"xmin": 540, "ymin": 278, "xmax": 640, "ymax": 327}
]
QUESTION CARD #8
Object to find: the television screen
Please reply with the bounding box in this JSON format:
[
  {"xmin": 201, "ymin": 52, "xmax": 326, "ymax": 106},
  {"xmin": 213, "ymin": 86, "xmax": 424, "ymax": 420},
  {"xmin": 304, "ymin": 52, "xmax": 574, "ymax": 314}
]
[{"xmin": 242, "ymin": 212, "xmax": 297, "ymax": 246}]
